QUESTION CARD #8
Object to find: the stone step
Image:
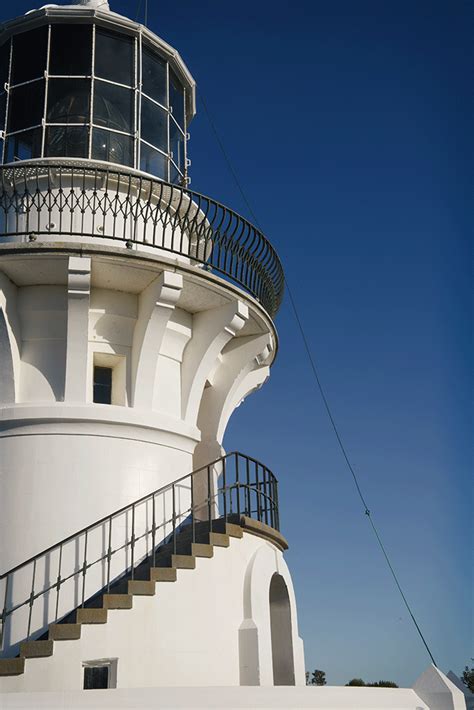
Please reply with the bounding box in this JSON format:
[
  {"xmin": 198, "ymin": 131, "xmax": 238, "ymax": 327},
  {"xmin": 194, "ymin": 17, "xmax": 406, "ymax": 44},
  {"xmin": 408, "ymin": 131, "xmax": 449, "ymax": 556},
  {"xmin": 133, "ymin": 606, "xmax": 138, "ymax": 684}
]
[
  {"xmin": 76, "ymin": 607, "xmax": 108, "ymax": 624},
  {"xmin": 49, "ymin": 624, "xmax": 81, "ymax": 641},
  {"xmin": 149, "ymin": 567, "xmax": 177, "ymax": 582},
  {"xmin": 127, "ymin": 580, "xmax": 155, "ymax": 596},
  {"xmin": 207, "ymin": 532, "xmax": 230, "ymax": 548},
  {"xmin": 102, "ymin": 594, "xmax": 133, "ymax": 610},
  {"xmin": 0, "ymin": 657, "xmax": 25, "ymax": 676},
  {"xmin": 20, "ymin": 640, "xmax": 54, "ymax": 658},
  {"xmin": 190, "ymin": 543, "xmax": 213, "ymax": 558}
]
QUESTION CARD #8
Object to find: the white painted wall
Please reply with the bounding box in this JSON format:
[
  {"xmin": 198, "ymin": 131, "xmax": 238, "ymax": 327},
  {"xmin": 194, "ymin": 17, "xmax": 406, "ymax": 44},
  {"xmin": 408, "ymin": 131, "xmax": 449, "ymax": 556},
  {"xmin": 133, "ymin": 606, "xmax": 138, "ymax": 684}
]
[{"xmin": 0, "ymin": 533, "xmax": 305, "ymax": 693}]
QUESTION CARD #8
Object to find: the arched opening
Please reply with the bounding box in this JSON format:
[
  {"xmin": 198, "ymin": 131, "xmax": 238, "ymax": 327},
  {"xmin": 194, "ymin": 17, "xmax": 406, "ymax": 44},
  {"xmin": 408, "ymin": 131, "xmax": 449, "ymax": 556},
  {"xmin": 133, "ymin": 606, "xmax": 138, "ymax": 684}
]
[{"xmin": 269, "ymin": 573, "xmax": 295, "ymax": 685}]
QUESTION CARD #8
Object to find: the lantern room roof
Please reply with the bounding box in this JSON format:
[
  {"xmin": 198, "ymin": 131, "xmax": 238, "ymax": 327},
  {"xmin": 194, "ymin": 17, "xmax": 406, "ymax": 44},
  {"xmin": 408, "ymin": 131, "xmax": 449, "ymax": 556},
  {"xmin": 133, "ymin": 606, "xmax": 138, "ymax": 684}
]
[{"xmin": 0, "ymin": 0, "xmax": 196, "ymax": 121}]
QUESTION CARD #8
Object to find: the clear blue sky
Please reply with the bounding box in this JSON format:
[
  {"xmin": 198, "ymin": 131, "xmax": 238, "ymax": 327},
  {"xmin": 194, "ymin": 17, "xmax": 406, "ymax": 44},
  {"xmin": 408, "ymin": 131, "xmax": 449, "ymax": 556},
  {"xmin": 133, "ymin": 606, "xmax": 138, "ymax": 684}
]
[{"xmin": 6, "ymin": 0, "xmax": 472, "ymax": 688}]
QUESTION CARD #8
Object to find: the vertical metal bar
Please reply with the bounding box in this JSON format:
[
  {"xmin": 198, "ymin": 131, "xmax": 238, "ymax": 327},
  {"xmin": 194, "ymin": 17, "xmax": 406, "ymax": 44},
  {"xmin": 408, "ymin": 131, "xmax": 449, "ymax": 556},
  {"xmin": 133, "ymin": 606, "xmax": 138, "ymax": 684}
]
[
  {"xmin": 55, "ymin": 544, "xmax": 63, "ymax": 621},
  {"xmin": 172, "ymin": 484, "xmax": 176, "ymax": 555},
  {"xmin": 255, "ymin": 463, "xmax": 262, "ymax": 523},
  {"xmin": 131, "ymin": 504, "xmax": 135, "ymax": 580},
  {"xmin": 207, "ymin": 466, "xmax": 212, "ymax": 532},
  {"xmin": 107, "ymin": 516, "xmax": 112, "ymax": 593},
  {"xmin": 246, "ymin": 456, "xmax": 251, "ymax": 518},
  {"xmin": 152, "ymin": 493, "xmax": 156, "ymax": 568},
  {"xmin": 0, "ymin": 574, "xmax": 10, "ymax": 652},
  {"xmin": 81, "ymin": 531, "xmax": 88, "ymax": 608},
  {"xmin": 191, "ymin": 473, "xmax": 195, "ymax": 544},
  {"xmin": 26, "ymin": 560, "xmax": 36, "ymax": 641},
  {"xmin": 222, "ymin": 456, "xmax": 227, "ymax": 522},
  {"xmin": 235, "ymin": 453, "xmax": 241, "ymax": 518}
]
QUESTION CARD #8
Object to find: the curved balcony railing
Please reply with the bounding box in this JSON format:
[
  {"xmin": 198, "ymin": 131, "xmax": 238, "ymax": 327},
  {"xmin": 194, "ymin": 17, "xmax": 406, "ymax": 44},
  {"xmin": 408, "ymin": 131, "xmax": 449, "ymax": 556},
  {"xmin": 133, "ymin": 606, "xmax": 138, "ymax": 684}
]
[
  {"xmin": 0, "ymin": 451, "xmax": 279, "ymax": 656},
  {"xmin": 0, "ymin": 160, "xmax": 284, "ymax": 317}
]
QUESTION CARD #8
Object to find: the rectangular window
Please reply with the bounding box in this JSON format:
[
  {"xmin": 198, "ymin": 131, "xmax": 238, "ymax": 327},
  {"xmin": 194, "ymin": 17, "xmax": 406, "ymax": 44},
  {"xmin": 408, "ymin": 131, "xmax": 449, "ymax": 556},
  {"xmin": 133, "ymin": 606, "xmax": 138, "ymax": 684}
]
[
  {"xmin": 8, "ymin": 80, "xmax": 45, "ymax": 132},
  {"xmin": 140, "ymin": 141, "xmax": 167, "ymax": 179},
  {"xmin": 45, "ymin": 126, "xmax": 89, "ymax": 158},
  {"xmin": 5, "ymin": 128, "xmax": 42, "ymax": 162},
  {"xmin": 142, "ymin": 47, "xmax": 166, "ymax": 106},
  {"xmin": 95, "ymin": 28, "xmax": 134, "ymax": 86},
  {"xmin": 141, "ymin": 97, "xmax": 167, "ymax": 152},
  {"xmin": 11, "ymin": 27, "xmax": 48, "ymax": 85},
  {"xmin": 93, "ymin": 366, "xmax": 112, "ymax": 404},
  {"xmin": 93, "ymin": 80, "xmax": 134, "ymax": 134},
  {"xmin": 83, "ymin": 665, "xmax": 109, "ymax": 690},
  {"xmin": 49, "ymin": 24, "xmax": 92, "ymax": 76},
  {"xmin": 92, "ymin": 127, "xmax": 134, "ymax": 167}
]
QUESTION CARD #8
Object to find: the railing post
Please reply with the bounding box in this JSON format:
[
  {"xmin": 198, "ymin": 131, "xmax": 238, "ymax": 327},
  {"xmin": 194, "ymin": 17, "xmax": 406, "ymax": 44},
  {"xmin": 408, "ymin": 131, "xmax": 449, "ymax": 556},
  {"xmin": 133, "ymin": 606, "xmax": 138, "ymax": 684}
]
[
  {"xmin": 26, "ymin": 560, "xmax": 36, "ymax": 641},
  {"xmin": 222, "ymin": 456, "xmax": 227, "ymax": 522},
  {"xmin": 131, "ymin": 504, "xmax": 136, "ymax": 580},
  {"xmin": 255, "ymin": 463, "xmax": 262, "ymax": 523},
  {"xmin": 246, "ymin": 456, "xmax": 251, "ymax": 518},
  {"xmin": 81, "ymin": 531, "xmax": 88, "ymax": 609},
  {"xmin": 55, "ymin": 544, "xmax": 63, "ymax": 622},
  {"xmin": 236, "ymin": 454, "xmax": 241, "ymax": 518},
  {"xmin": 107, "ymin": 517, "xmax": 112, "ymax": 593},
  {"xmin": 191, "ymin": 473, "xmax": 196, "ymax": 544},
  {"xmin": 0, "ymin": 574, "xmax": 9, "ymax": 653},
  {"xmin": 207, "ymin": 466, "xmax": 212, "ymax": 532},
  {"xmin": 152, "ymin": 494, "xmax": 156, "ymax": 568},
  {"xmin": 172, "ymin": 484, "xmax": 177, "ymax": 555}
]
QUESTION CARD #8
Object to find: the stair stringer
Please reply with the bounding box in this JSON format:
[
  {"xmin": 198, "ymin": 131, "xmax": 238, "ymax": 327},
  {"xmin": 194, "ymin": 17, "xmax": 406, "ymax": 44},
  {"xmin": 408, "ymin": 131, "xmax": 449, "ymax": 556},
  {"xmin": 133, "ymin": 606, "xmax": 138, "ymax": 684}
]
[{"xmin": 0, "ymin": 530, "xmax": 304, "ymax": 692}]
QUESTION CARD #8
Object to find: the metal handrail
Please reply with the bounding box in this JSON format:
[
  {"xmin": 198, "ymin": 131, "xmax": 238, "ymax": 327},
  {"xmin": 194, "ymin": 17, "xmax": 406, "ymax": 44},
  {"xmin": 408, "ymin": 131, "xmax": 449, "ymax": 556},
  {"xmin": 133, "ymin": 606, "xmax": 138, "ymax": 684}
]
[
  {"xmin": 0, "ymin": 451, "xmax": 279, "ymax": 655},
  {"xmin": 0, "ymin": 160, "xmax": 284, "ymax": 317}
]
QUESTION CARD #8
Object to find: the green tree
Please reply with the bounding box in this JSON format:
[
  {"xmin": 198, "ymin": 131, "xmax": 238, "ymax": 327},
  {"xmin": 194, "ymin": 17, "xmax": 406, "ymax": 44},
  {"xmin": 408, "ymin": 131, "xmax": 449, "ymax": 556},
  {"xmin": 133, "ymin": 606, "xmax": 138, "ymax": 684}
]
[
  {"xmin": 311, "ymin": 670, "xmax": 326, "ymax": 686},
  {"xmin": 461, "ymin": 662, "xmax": 474, "ymax": 693},
  {"xmin": 346, "ymin": 678, "xmax": 366, "ymax": 686},
  {"xmin": 368, "ymin": 681, "xmax": 398, "ymax": 688}
]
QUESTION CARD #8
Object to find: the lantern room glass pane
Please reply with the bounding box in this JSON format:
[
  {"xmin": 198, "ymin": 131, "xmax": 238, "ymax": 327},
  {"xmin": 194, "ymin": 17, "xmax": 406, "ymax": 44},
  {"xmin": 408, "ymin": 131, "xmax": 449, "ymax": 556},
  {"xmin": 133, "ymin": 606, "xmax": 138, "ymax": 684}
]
[
  {"xmin": 92, "ymin": 127, "xmax": 133, "ymax": 166},
  {"xmin": 47, "ymin": 79, "xmax": 90, "ymax": 124},
  {"xmin": 169, "ymin": 160, "xmax": 182, "ymax": 185},
  {"xmin": 49, "ymin": 24, "xmax": 93, "ymax": 76},
  {"xmin": 0, "ymin": 93, "xmax": 6, "ymax": 131},
  {"xmin": 140, "ymin": 142, "xmax": 166, "ymax": 179},
  {"xmin": 169, "ymin": 119, "xmax": 185, "ymax": 172},
  {"xmin": 95, "ymin": 29, "xmax": 134, "ymax": 86},
  {"xmin": 169, "ymin": 69, "xmax": 184, "ymax": 129},
  {"xmin": 0, "ymin": 41, "xmax": 10, "ymax": 89},
  {"xmin": 5, "ymin": 128, "xmax": 42, "ymax": 162},
  {"xmin": 45, "ymin": 126, "xmax": 89, "ymax": 158},
  {"xmin": 141, "ymin": 97, "xmax": 167, "ymax": 151},
  {"xmin": 11, "ymin": 27, "xmax": 48, "ymax": 85},
  {"xmin": 142, "ymin": 47, "xmax": 166, "ymax": 106},
  {"xmin": 8, "ymin": 80, "xmax": 45, "ymax": 132},
  {"xmin": 94, "ymin": 80, "xmax": 134, "ymax": 134}
]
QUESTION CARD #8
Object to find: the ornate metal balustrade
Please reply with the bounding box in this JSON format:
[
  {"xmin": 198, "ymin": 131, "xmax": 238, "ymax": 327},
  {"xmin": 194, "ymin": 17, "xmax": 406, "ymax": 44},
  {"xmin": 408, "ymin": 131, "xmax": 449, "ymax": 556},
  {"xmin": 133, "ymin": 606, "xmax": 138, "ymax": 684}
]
[
  {"xmin": 0, "ymin": 161, "xmax": 284, "ymax": 318},
  {"xmin": 0, "ymin": 452, "xmax": 279, "ymax": 656}
]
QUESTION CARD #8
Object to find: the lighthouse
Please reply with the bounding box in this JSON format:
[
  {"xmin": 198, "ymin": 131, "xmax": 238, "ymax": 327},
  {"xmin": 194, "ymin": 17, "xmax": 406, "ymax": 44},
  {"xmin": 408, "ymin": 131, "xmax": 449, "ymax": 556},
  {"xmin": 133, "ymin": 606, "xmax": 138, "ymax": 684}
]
[{"xmin": 0, "ymin": 0, "xmax": 305, "ymax": 692}]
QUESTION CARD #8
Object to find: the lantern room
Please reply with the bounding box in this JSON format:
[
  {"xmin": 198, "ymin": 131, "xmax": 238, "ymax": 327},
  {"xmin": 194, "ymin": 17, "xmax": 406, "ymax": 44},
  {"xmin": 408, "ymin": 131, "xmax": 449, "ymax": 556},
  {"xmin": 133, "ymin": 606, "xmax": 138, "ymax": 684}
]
[{"xmin": 0, "ymin": 1, "xmax": 196, "ymax": 183}]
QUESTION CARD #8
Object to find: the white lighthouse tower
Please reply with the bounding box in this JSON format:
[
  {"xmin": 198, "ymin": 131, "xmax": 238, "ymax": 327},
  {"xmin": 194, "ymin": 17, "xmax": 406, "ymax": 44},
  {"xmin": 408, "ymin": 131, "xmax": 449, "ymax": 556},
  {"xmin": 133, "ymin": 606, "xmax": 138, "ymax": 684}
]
[{"xmin": 0, "ymin": 0, "xmax": 305, "ymax": 692}]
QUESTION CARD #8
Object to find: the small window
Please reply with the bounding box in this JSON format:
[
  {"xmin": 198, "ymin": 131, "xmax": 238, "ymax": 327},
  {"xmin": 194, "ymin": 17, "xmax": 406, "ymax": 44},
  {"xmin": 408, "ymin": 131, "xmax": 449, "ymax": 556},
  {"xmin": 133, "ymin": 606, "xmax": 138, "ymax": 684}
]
[
  {"xmin": 47, "ymin": 78, "xmax": 91, "ymax": 124},
  {"xmin": 169, "ymin": 119, "xmax": 185, "ymax": 172},
  {"xmin": 142, "ymin": 47, "xmax": 166, "ymax": 106},
  {"xmin": 45, "ymin": 126, "xmax": 89, "ymax": 158},
  {"xmin": 140, "ymin": 141, "xmax": 167, "ymax": 179},
  {"xmin": 49, "ymin": 24, "xmax": 92, "ymax": 76},
  {"xmin": 11, "ymin": 27, "xmax": 48, "ymax": 85},
  {"xmin": 84, "ymin": 664, "xmax": 109, "ymax": 690},
  {"xmin": 141, "ymin": 97, "xmax": 167, "ymax": 151},
  {"xmin": 94, "ymin": 80, "xmax": 134, "ymax": 133},
  {"xmin": 95, "ymin": 28, "xmax": 134, "ymax": 86},
  {"xmin": 93, "ymin": 366, "xmax": 112, "ymax": 404},
  {"xmin": 92, "ymin": 127, "xmax": 134, "ymax": 166},
  {"xmin": 0, "ymin": 41, "xmax": 11, "ymax": 89},
  {"xmin": 5, "ymin": 128, "xmax": 42, "ymax": 162},
  {"xmin": 8, "ymin": 80, "xmax": 45, "ymax": 132},
  {"xmin": 169, "ymin": 69, "xmax": 184, "ymax": 130}
]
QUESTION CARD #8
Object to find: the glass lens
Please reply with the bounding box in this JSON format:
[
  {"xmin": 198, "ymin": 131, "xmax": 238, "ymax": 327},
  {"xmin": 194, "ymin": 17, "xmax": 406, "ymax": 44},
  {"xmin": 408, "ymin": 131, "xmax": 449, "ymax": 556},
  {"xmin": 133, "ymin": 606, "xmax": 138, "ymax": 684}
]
[
  {"xmin": 169, "ymin": 118, "xmax": 185, "ymax": 172},
  {"xmin": 94, "ymin": 80, "xmax": 134, "ymax": 133},
  {"xmin": 141, "ymin": 97, "xmax": 167, "ymax": 151},
  {"xmin": 47, "ymin": 79, "xmax": 90, "ymax": 124},
  {"xmin": 0, "ymin": 41, "xmax": 10, "ymax": 89},
  {"xmin": 92, "ymin": 127, "xmax": 133, "ymax": 166},
  {"xmin": 169, "ymin": 68, "xmax": 184, "ymax": 129},
  {"xmin": 49, "ymin": 24, "xmax": 92, "ymax": 76},
  {"xmin": 5, "ymin": 128, "xmax": 42, "ymax": 162},
  {"xmin": 45, "ymin": 126, "xmax": 89, "ymax": 158},
  {"xmin": 8, "ymin": 81, "xmax": 45, "ymax": 132},
  {"xmin": 142, "ymin": 47, "xmax": 166, "ymax": 106},
  {"xmin": 95, "ymin": 29, "xmax": 134, "ymax": 86},
  {"xmin": 140, "ymin": 142, "xmax": 166, "ymax": 179},
  {"xmin": 11, "ymin": 27, "xmax": 48, "ymax": 85}
]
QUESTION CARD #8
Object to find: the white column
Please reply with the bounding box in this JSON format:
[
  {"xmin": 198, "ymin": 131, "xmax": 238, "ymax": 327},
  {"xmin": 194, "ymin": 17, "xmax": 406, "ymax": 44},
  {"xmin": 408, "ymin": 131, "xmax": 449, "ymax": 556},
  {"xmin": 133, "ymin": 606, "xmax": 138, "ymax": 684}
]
[{"xmin": 64, "ymin": 256, "xmax": 91, "ymax": 402}]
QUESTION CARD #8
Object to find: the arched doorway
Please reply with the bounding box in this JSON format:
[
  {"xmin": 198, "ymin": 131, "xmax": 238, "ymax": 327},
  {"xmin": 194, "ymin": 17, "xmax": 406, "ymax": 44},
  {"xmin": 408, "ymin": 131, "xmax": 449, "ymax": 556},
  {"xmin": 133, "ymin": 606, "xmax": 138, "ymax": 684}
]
[{"xmin": 269, "ymin": 573, "xmax": 295, "ymax": 685}]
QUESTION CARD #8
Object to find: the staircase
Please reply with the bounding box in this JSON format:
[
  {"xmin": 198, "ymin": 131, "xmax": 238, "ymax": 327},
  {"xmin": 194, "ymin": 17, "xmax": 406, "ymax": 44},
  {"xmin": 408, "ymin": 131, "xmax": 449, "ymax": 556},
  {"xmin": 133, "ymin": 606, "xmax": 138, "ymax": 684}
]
[{"xmin": 0, "ymin": 453, "xmax": 280, "ymax": 678}]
